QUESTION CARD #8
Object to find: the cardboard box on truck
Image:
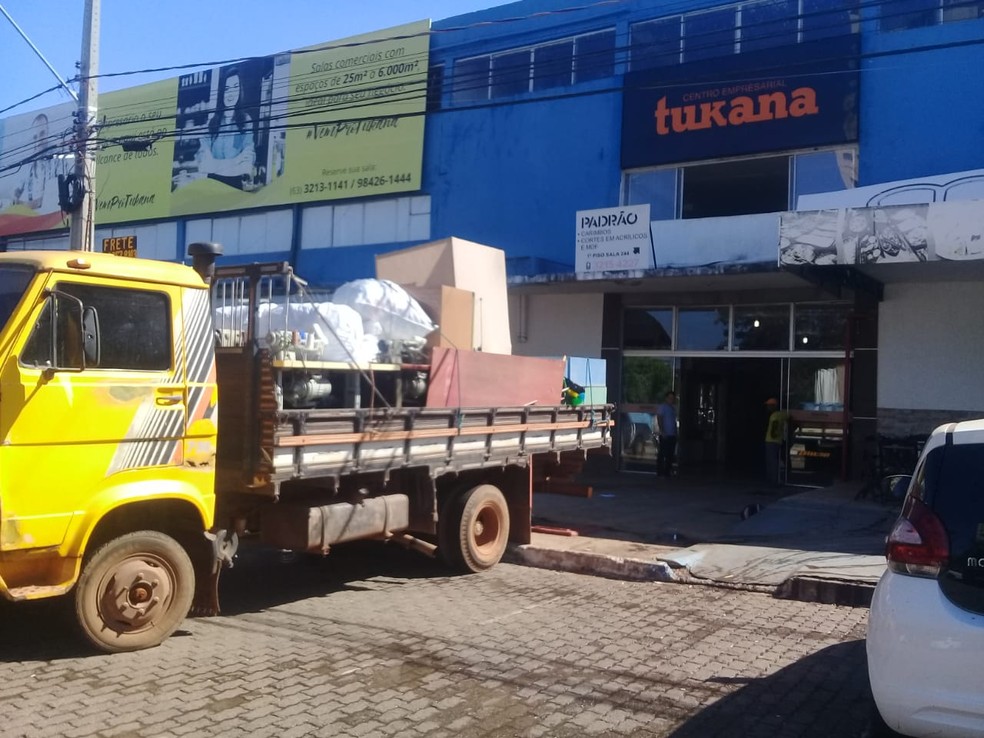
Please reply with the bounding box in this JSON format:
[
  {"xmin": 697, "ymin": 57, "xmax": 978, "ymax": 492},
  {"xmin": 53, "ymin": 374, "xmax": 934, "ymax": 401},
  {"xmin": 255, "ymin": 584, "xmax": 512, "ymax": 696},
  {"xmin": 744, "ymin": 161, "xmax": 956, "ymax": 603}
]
[{"xmin": 376, "ymin": 238, "xmax": 512, "ymax": 355}]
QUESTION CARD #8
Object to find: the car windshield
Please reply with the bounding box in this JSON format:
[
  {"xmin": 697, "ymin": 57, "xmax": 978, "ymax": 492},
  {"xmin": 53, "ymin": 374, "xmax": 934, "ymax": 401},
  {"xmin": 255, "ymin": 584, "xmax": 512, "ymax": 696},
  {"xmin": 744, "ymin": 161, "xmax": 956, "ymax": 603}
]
[{"xmin": 0, "ymin": 265, "xmax": 37, "ymax": 333}]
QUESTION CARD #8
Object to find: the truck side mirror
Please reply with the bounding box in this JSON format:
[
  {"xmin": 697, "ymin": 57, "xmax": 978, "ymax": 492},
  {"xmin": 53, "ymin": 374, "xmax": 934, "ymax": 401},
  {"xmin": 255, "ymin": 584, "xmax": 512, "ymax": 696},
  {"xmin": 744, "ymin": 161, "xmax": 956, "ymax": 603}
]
[
  {"xmin": 47, "ymin": 290, "xmax": 87, "ymax": 373},
  {"xmin": 82, "ymin": 305, "xmax": 100, "ymax": 366}
]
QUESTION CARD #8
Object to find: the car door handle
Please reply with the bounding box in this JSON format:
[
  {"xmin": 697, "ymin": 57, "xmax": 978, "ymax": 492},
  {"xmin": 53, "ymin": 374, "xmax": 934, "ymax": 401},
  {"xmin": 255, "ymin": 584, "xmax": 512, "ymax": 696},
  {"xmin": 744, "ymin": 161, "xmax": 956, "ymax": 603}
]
[{"xmin": 155, "ymin": 389, "xmax": 184, "ymax": 407}]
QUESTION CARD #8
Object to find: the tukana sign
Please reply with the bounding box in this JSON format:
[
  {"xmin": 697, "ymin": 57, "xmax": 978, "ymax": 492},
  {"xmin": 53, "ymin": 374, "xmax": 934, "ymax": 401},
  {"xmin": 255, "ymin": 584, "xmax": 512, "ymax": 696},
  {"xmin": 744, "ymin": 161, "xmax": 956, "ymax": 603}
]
[{"xmin": 621, "ymin": 36, "xmax": 859, "ymax": 169}]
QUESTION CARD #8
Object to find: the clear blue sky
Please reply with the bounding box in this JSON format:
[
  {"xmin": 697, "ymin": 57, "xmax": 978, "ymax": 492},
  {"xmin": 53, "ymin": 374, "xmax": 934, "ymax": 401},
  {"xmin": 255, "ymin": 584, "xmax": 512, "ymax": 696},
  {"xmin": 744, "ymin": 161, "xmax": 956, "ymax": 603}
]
[{"xmin": 0, "ymin": 1, "xmax": 515, "ymax": 113}]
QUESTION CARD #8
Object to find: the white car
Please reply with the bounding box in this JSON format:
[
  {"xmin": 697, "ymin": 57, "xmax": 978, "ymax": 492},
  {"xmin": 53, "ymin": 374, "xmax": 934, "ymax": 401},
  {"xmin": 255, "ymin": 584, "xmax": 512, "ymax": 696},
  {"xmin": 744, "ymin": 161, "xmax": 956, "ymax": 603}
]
[{"xmin": 867, "ymin": 419, "xmax": 984, "ymax": 737}]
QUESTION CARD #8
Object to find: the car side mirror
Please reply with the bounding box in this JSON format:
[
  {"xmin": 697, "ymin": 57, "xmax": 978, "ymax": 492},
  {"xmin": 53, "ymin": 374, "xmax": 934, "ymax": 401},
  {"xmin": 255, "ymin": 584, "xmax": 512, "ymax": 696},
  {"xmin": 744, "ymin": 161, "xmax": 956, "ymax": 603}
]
[{"xmin": 882, "ymin": 474, "xmax": 912, "ymax": 500}]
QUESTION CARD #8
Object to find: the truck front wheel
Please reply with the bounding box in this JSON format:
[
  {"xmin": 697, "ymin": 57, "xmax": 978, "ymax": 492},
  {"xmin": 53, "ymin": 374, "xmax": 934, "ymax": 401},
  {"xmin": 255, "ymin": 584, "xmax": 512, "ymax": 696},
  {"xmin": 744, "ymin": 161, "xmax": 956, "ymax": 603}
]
[
  {"xmin": 442, "ymin": 484, "xmax": 510, "ymax": 573},
  {"xmin": 75, "ymin": 531, "xmax": 195, "ymax": 653}
]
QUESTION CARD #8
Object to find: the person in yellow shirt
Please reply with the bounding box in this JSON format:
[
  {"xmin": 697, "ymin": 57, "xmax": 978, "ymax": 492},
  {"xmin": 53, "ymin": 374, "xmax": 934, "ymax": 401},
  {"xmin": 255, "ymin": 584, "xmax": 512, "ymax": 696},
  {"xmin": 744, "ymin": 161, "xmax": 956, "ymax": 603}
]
[{"xmin": 764, "ymin": 397, "xmax": 789, "ymax": 487}]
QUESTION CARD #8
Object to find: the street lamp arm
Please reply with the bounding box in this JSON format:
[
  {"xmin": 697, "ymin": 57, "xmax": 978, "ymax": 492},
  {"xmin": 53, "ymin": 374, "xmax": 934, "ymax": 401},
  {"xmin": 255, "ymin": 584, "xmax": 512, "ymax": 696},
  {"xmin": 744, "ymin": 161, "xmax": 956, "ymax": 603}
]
[{"xmin": 0, "ymin": 2, "xmax": 80, "ymax": 103}]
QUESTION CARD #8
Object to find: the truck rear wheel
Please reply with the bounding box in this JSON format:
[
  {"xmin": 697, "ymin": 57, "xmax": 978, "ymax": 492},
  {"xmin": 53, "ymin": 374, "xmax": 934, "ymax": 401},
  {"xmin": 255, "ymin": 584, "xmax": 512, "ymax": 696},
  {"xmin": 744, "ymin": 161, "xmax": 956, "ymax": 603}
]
[
  {"xmin": 75, "ymin": 531, "xmax": 195, "ymax": 653},
  {"xmin": 442, "ymin": 484, "xmax": 510, "ymax": 573}
]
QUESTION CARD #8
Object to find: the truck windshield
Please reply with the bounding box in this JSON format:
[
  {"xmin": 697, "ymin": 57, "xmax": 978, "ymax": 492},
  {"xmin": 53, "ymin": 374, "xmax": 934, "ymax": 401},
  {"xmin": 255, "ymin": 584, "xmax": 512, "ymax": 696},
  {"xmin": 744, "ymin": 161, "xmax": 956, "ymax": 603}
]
[{"xmin": 0, "ymin": 265, "xmax": 37, "ymax": 334}]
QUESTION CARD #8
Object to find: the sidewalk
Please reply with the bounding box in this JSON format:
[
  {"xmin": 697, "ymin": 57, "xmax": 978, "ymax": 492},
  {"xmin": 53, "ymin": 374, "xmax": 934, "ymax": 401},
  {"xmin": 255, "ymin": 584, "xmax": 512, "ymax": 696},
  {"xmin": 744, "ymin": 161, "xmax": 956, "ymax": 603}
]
[{"xmin": 505, "ymin": 470, "xmax": 900, "ymax": 607}]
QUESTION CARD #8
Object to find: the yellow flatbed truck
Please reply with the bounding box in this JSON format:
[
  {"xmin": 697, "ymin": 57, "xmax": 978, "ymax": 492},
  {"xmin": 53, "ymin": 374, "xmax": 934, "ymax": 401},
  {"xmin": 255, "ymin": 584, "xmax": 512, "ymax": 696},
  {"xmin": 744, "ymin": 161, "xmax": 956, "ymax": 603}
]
[{"xmin": 0, "ymin": 248, "xmax": 612, "ymax": 652}]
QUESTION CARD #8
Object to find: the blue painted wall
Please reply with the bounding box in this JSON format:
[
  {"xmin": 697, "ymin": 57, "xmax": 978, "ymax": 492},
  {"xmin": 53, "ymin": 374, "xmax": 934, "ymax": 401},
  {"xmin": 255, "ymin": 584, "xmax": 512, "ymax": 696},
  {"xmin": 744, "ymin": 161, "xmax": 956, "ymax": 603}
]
[
  {"xmin": 860, "ymin": 18, "xmax": 984, "ymax": 184},
  {"xmin": 51, "ymin": 0, "xmax": 984, "ymax": 287}
]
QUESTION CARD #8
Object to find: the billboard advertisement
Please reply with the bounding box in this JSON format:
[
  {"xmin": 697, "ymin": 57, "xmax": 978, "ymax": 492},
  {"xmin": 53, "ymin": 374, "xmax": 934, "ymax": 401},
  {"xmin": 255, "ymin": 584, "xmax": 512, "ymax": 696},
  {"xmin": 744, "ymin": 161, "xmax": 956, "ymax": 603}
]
[
  {"xmin": 0, "ymin": 102, "xmax": 75, "ymax": 235},
  {"xmin": 779, "ymin": 200, "xmax": 984, "ymax": 266},
  {"xmin": 621, "ymin": 36, "xmax": 859, "ymax": 169},
  {"xmin": 0, "ymin": 21, "xmax": 430, "ymax": 238}
]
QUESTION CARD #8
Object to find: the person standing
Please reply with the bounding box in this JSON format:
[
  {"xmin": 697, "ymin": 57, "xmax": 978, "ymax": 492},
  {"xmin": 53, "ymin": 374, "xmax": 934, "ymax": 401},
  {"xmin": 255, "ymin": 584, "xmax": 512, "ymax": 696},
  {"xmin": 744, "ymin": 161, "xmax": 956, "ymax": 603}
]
[
  {"xmin": 764, "ymin": 397, "xmax": 789, "ymax": 486},
  {"xmin": 656, "ymin": 391, "xmax": 678, "ymax": 477}
]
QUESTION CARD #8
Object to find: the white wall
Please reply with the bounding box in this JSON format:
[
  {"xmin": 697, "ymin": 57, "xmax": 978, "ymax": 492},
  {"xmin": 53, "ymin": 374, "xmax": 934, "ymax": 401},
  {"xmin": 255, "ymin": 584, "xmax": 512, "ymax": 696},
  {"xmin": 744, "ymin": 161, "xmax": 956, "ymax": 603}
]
[
  {"xmin": 879, "ymin": 281, "xmax": 984, "ymax": 410},
  {"xmin": 509, "ymin": 291, "xmax": 604, "ymax": 359},
  {"xmin": 95, "ymin": 222, "xmax": 179, "ymax": 261}
]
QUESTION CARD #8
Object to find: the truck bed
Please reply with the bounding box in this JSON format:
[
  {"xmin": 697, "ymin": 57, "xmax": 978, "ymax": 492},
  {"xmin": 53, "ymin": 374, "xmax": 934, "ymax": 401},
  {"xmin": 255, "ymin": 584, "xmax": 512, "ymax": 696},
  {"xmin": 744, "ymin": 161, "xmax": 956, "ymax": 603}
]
[{"xmin": 214, "ymin": 349, "xmax": 613, "ymax": 496}]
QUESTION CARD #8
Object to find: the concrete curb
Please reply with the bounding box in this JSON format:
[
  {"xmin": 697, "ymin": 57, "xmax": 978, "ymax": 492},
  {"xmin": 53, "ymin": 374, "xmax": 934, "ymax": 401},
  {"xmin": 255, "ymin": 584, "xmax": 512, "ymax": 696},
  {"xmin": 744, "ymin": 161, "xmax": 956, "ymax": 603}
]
[
  {"xmin": 506, "ymin": 542, "xmax": 876, "ymax": 607},
  {"xmin": 504, "ymin": 544, "xmax": 676, "ymax": 583}
]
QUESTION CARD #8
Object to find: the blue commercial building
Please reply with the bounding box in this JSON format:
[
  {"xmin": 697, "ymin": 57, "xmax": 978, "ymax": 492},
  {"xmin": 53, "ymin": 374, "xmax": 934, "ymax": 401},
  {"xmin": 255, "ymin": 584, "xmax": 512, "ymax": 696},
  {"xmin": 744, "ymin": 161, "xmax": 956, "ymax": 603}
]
[{"xmin": 4, "ymin": 0, "xmax": 983, "ymax": 483}]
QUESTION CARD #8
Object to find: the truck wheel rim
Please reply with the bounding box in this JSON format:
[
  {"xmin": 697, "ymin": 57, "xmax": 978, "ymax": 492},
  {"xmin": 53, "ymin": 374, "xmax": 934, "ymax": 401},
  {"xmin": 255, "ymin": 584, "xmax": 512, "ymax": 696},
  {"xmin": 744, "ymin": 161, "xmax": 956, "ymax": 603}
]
[
  {"xmin": 99, "ymin": 555, "xmax": 174, "ymax": 632},
  {"xmin": 472, "ymin": 504, "xmax": 501, "ymax": 556}
]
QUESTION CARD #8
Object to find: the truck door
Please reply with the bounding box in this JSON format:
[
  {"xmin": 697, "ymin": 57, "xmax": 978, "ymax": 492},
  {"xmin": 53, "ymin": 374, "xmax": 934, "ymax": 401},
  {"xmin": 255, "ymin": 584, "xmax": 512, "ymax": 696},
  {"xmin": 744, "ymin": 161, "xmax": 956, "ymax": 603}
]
[{"xmin": 0, "ymin": 277, "xmax": 185, "ymax": 550}]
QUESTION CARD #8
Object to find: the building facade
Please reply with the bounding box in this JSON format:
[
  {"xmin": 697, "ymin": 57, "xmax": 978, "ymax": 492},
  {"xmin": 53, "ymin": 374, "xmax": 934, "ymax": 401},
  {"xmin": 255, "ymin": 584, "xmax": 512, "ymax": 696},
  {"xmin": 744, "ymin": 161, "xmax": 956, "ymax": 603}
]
[{"xmin": 2, "ymin": 0, "xmax": 983, "ymax": 483}]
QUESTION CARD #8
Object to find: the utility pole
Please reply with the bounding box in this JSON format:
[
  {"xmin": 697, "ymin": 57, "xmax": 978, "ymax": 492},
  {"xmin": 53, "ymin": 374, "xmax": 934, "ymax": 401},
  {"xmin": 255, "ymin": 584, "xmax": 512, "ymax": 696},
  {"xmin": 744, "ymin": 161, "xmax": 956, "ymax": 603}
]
[{"xmin": 69, "ymin": 0, "xmax": 100, "ymax": 252}]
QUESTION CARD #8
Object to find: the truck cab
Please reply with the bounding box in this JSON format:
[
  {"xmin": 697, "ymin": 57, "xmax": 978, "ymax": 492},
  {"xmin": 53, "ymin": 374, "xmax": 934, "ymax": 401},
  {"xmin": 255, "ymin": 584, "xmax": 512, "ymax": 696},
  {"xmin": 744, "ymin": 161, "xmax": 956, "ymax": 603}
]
[{"xmin": 0, "ymin": 251, "xmax": 217, "ymax": 652}]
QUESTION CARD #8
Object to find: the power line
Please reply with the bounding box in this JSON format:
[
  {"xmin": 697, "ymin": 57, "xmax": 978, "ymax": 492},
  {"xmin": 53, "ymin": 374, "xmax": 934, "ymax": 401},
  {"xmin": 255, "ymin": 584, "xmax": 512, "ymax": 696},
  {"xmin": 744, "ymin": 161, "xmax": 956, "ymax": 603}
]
[
  {"xmin": 0, "ymin": 0, "xmax": 930, "ymax": 140},
  {"xmin": 0, "ymin": 0, "xmax": 870, "ymax": 152},
  {"xmin": 0, "ymin": 0, "xmax": 977, "ymax": 176},
  {"xmin": 0, "ymin": 0, "xmax": 915, "ymax": 119}
]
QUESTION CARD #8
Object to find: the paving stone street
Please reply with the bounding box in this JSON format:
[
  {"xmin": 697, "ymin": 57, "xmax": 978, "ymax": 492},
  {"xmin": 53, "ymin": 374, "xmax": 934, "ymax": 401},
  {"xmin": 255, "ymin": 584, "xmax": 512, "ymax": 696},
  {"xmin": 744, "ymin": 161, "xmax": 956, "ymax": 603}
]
[{"xmin": 0, "ymin": 545, "xmax": 872, "ymax": 737}]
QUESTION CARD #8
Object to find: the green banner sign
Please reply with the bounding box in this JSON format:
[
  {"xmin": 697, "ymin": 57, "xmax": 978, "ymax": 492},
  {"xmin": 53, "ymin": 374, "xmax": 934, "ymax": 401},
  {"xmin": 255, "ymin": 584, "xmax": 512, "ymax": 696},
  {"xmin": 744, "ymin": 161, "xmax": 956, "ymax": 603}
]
[{"xmin": 0, "ymin": 21, "xmax": 430, "ymax": 237}]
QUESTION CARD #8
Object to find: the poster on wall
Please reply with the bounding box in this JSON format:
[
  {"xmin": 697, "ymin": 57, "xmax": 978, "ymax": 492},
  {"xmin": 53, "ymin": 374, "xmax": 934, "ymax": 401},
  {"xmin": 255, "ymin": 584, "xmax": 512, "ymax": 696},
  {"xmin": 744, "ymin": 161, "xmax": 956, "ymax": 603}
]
[
  {"xmin": 0, "ymin": 102, "xmax": 75, "ymax": 236},
  {"xmin": 0, "ymin": 20, "xmax": 430, "ymax": 237},
  {"xmin": 779, "ymin": 200, "xmax": 984, "ymax": 266},
  {"xmin": 575, "ymin": 204, "xmax": 653, "ymax": 273}
]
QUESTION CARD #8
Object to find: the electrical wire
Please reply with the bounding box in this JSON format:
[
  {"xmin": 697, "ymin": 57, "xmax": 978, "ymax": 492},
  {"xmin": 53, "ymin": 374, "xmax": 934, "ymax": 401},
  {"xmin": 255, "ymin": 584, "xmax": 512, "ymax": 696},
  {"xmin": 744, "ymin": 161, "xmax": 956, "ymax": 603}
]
[
  {"xmin": 0, "ymin": 0, "xmax": 978, "ymax": 176},
  {"xmin": 0, "ymin": 0, "xmax": 938, "ymax": 127},
  {"xmin": 0, "ymin": 0, "xmax": 939, "ymax": 142}
]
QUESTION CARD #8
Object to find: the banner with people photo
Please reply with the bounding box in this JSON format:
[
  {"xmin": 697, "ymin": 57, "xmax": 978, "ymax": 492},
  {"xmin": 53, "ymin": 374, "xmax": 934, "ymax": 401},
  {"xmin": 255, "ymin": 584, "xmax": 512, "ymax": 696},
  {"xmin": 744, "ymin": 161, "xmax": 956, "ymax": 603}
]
[
  {"xmin": 779, "ymin": 200, "xmax": 984, "ymax": 266},
  {"xmin": 0, "ymin": 21, "xmax": 430, "ymax": 237}
]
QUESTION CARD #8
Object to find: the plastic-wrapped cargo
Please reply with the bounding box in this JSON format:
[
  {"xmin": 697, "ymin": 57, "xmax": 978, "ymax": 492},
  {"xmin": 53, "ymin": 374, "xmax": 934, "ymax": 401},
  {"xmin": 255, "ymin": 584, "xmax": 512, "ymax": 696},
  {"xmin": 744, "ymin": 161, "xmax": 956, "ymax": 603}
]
[
  {"xmin": 270, "ymin": 302, "xmax": 373, "ymax": 363},
  {"xmin": 332, "ymin": 279, "xmax": 436, "ymax": 341},
  {"xmin": 215, "ymin": 300, "xmax": 376, "ymax": 363}
]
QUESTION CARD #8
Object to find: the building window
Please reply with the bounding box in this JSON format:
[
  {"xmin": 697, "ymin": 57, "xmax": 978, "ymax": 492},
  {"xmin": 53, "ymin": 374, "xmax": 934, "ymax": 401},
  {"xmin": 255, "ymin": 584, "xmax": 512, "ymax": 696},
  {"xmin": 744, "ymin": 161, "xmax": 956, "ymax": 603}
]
[
  {"xmin": 625, "ymin": 168, "xmax": 679, "ymax": 220},
  {"xmin": 533, "ymin": 40, "xmax": 574, "ymax": 91},
  {"xmin": 630, "ymin": 16, "xmax": 682, "ymax": 71},
  {"xmin": 491, "ymin": 50, "xmax": 531, "ymax": 98},
  {"xmin": 741, "ymin": 0, "xmax": 799, "ymax": 52},
  {"xmin": 880, "ymin": 0, "xmax": 940, "ymax": 30},
  {"xmin": 453, "ymin": 56, "xmax": 490, "ymax": 103},
  {"xmin": 574, "ymin": 30, "xmax": 616, "ymax": 82},
  {"xmin": 682, "ymin": 156, "xmax": 790, "ymax": 219},
  {"xmin": 942, "ymin": 0, "xmax": 984, "ymax": 21},
  {"xmin": 426, "ymin": 64, "xmax": 445, "ymax": 111},
  {"xmin": 879, "ymin": 0, "xmax": 984, "ymax": 31},
  {"xmin": 733, "ymin": 305, "xmax": 791, "ymax": 351},
  {"xmin": 684, "ymin": 8, "xmax": 738, "ymax": 62},
  {"xmin": 625, "ymin": 148, "xmax": 857, "ymax": 221},
  {"xmin": 792, "ymin": 149, "xmax": 858, "ymax": 205},
  {"xmin": 789, "ymin": 358, "xmax": 844, "ymax": 410},
  {"xmin": 803, "ymin": 0, "xmax": 860, "ymax": 40},
  {"xmin": 677, "ymin": 308, "xmax": 729, "ymax": 351},
  {"xmin": 623, "ymin": 356, "xmax": 676, "ymax": 404},
  {"xmin": 631, "ymin": 0, "xmax": 861, "ymax": 73},
  {"xmin": 794, "ymin": 304, "xmax": 849, "ymax": 351},
  {"xmin": 453, "ymin": 30, "xmax": 616, "ymax": 103},
  {"xmin": 624, "ymin": 308, "xmax": 673, "ymax": 349}
]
